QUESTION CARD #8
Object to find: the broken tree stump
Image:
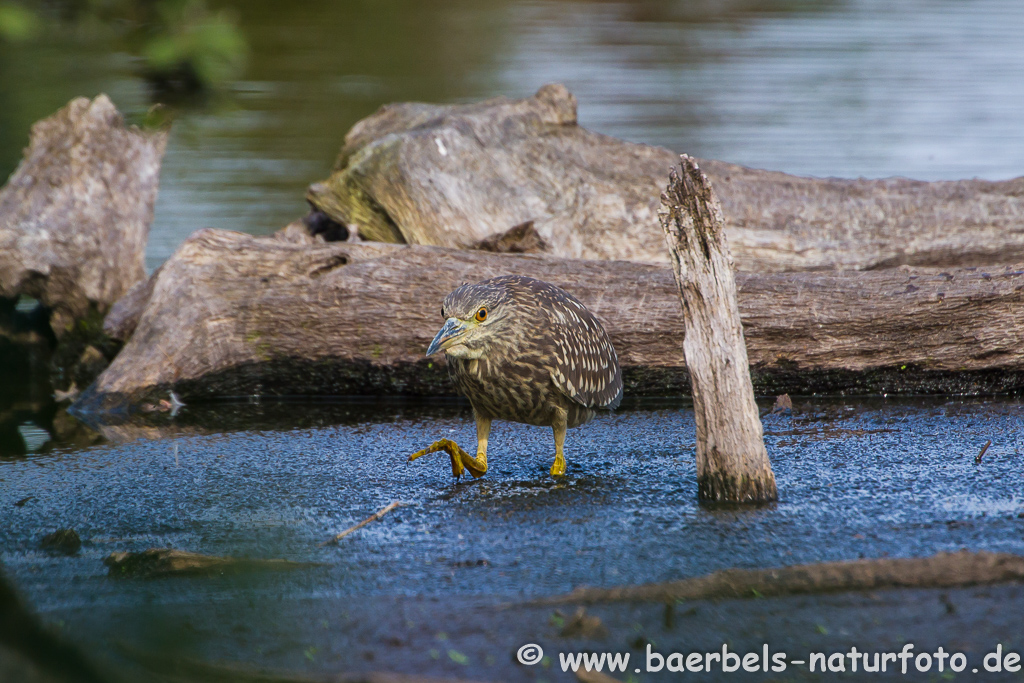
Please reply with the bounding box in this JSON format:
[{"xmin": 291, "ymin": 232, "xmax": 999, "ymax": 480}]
[
  {"xmin": 659, "ymin": 155, "xmax": 776, "ymax": 503},
  {"xmin": 0, "ymin": 95, "xmax": 168, "ymax": 338}
]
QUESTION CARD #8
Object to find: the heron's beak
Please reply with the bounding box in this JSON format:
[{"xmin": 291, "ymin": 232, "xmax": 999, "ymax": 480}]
[{"xmin": 426, "ymin": 317, "xmax": 468, "ymax": 356}]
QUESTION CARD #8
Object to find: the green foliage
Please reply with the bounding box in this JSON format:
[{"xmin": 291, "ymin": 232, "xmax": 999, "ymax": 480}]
[
  {"xmin": 141, "ymin": 0, "xmax": 247, "ymax": 90},
  {"xmin": 4, "ymin": 0, "xmax": 247, "ymax": 94},
  {"xmin": 0, "ymin": 2, "xmax": 41, "ymax": 41}
]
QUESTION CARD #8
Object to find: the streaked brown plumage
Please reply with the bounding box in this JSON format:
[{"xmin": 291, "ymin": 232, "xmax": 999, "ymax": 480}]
[{"xmin": 410, "ymin": 275, "xmax": 622, "ymax": 478}]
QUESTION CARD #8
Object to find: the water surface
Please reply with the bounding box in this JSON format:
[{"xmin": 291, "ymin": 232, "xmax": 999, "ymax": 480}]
[{"xmin": 2, "ymin": 396, "xmax": 1023, "ymax": 677}]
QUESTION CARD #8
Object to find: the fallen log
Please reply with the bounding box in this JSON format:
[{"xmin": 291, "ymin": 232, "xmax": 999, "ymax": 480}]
[
  {"xmin": 72, "ymin": 228, "xmax": 1024, "ymax": 412},
  {"xmin": 306, "ymin": 84, "xmax": 1024, "ymax": 272},
  {"xmin": 0, "ymin": 95, "xmax": 167, "ymax": 338},
  {"xmin": 534, "ymin": 550, "xmax": 1024, "ymax": 604}
]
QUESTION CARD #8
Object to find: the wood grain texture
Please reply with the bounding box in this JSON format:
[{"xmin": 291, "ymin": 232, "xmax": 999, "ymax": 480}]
[
  {"xmin": 306, "ymin": 84, "xmax": 1024, "ymax": 273},
  {"xmin": 73, "ymin": 228, "xmax": 1024, "ymax": 412},
  {"xmin": 660, "ymin": 156, "xmax": 776, "ymax": 502},
  {"xmin": 0, "ymin": 95, "xmax": 167, "ymax": 338}
]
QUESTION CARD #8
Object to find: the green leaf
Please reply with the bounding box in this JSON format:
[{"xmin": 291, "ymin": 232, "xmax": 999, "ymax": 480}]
[{"xmin": 0, "ymin": 3, "xmax": 41, "ymax": 43}]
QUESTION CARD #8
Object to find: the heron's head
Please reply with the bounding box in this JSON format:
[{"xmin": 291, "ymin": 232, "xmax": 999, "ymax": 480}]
[{"xmin": 426, "ymin": 280, "xmax": 517, "ymax": 359}]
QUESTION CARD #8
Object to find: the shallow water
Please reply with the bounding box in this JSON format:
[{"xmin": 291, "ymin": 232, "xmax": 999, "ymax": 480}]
[
  {"xmin": 2, "ymin": 0, "xmax": 1024, "ymax": 272},
  {"xmin": 2, "ymin": 396, "xmax": 1023, "ymax": 676}
]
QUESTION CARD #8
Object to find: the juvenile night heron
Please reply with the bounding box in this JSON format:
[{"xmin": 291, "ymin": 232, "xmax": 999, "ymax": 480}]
[{"xmin": 409, "ymin": 275, "xmax": 622, "ymax": 478}]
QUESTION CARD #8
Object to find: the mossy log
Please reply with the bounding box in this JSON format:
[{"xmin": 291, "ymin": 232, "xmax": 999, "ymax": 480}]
[
  {"xmin": 306, "ymin": 84, "xmax": 1024, "ymax": 273},
  {"xmin": 0, "ymin": 95, "xmax": 167, "ymax": 338},
  {"xmin": 73, "ymin": 227, "xmax": 1024, "ymax": 412}
]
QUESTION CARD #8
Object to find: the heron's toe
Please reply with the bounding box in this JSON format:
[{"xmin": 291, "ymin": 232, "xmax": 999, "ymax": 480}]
[
  {"xmin": 408, "ymin": 438, "xmax": 486, "ymax": 480},
  {"xmin": 550, "ymin": 453, "xmax": 567, "ymax": 477}
]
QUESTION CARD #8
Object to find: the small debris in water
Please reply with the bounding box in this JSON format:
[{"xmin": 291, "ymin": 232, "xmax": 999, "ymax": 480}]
[
  {"xmin": 168, "ymin": 391, "xmax": 186, "ymax": 417},
  {"xmin": 576, "ymin": 667, "xmax": 624, "ymax": 683},
  {"xmin": 321, "ymin": 501, "xmax": 403, "ymax": 546},
  {"xmin": 40, "ymin": 529, "xmax": 81, "ymax": 555},
  {"xmin": 772, "ymin": 394, "xmax": 793, "ymax": 414},
  {"xmin": 450, "ymin": 559, "xmax": 489, "ymax": 568},
  {"xmin": 976, "ymin": 440, "xmax": 992, "ymax": 464},
  {"xmin": 53, "ymin": 383, "xmax": 79, "ymax": 403},
  {"xmin": 140, "ymin": 391, "xmax": 186, "ymax": 415},
  {"xmin": 560, "ymin": 607, "xmax": 608, "ymax": 639}
]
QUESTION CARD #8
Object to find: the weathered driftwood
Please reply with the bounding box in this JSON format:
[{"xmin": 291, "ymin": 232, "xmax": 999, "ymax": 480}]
[
  {"xmin": 538, "ymin": 551, "xmax": 1024, "ymax": 604},
  {"xmin": 660, "ymin": 157, "xmax": 776, "ymax": 503},
  {"xmin": 0, "ymin": 95, "xmax": 167, "ymax": 338},
  {"xmin": 72, "ymin": 228, "xmax": 1024, "ymax": 411},
  {"xmin": 306, "ymin": 84, "xmax": 1024, "ymax": 272}
]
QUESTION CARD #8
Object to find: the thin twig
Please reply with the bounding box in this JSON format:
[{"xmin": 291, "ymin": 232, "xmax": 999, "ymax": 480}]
[
  {"xmin": 975, "ymin": 440, "xmax": 992, "ymax": 464},
  {"xmin": 320, "ymin": 501, "xmax": 403, "ymax": 547}
]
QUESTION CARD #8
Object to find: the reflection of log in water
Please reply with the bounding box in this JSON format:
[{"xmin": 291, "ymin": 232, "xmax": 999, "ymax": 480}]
[{"xmin": 73, "ymin": 228, "xmax": 1024, "ymax": 412}]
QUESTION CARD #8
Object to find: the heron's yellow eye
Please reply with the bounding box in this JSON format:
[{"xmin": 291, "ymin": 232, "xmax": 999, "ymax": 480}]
[{"xmin": 474, "ymin": 308, "xmax": 488, "ymax": 323}]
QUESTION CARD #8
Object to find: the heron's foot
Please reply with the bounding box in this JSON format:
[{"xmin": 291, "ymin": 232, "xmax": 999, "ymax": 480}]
[
  {"xmin": 550, "ymin": 452, "xmax": 567, "ymax": 477},
  {"xmin": 409, "ymin": 438, "xmax": 487, "ymax": 480}
]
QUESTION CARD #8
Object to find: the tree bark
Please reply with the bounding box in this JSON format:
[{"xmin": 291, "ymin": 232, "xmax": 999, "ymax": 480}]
[
  {"xmin": 659, "ymin": 156, "xmax": 776, "ymax": 503},
  {"xmin": 305, "ymin": 84, "xmax": 1024, "ymax": 272},
  {"xmin": 72, "ymin": 228, "xmax": 1024, "ymax": 414},
  {"xmin": 0, "ymin": 95, "xmax": 167, "ymax": 338}
]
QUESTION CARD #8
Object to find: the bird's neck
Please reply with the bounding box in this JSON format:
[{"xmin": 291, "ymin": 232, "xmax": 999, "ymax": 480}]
[{"xmin": 444, "ymin": 343, "xmax": 485, "ymax": 360}]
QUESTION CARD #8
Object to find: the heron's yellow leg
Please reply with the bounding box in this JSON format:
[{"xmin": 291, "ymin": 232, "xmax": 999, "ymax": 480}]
[
  {"xmin": 551, "ymin": 411, "xmax": 567, "ymax": 477},
  {"xmin": 408, "ymin": 412, "xmax": 489, "ymax": 479},
  {"xmin": 470, "ymin": 412, "xmax": 490, "ymax": 477}
]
